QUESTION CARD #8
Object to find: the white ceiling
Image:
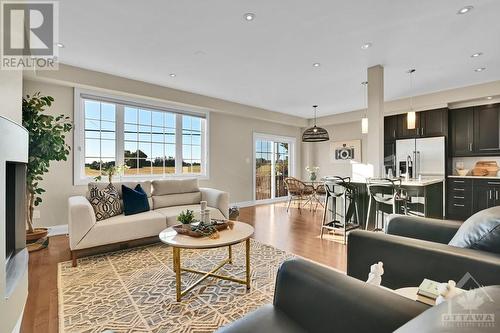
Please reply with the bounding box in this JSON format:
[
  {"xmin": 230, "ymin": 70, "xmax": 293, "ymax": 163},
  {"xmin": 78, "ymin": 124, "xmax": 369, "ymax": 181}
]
[{"xmin": 58, "ymin": 0, "xmax": 500, "ymax": 118}]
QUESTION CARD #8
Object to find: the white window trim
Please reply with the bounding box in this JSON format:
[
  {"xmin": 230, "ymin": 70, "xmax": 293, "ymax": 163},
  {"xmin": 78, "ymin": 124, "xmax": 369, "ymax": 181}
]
[
  {"xmin": 73, "ymin": 88, "xmax": 210, "ymax": 185},
  {"xmin": 252, "ymin": 132, "xmax": 296, "ymax": 201}
]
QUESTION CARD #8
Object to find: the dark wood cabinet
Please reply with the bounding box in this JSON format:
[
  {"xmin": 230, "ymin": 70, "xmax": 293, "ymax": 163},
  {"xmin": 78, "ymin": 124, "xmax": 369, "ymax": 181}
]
[
  {"xmin": 449, "ymin": 103, "xmax": 500, "ymax": 157},
  {"xmin": 384, "ymin": 108, "xmax": 448, "ymax": 142},
  {"xmin": 473, "ymin": 179, "xmax": 500, "ymax": 213},
  {"xmin": 447, "ymin": 178, "xmax": 473, "ymax": 220},
  {"xmin": 450, "ymin": 107, "xmax": 474, "ymax": 156},
  {"xmin": 420, "ymin": 108, "xmax": 448, "ymax": 137},
  {"xmin": 474, "ymin": 104, "xmax": 500, "ymax": 155},
  {"xmin": 384, "ymin": 116, "xmax": 397, "ymax": 143},
  {"xmin": 396, "ymin": 112, "xmax": 420, "ymax": 139},
  {"xmin": 446, "ymin": 178, "xmax": 500, "ymax": 220}
]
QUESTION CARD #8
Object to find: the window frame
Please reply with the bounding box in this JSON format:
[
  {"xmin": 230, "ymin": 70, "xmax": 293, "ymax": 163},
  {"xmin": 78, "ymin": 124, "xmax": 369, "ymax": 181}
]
[
  {"xmin": 252, "ymin": 132, "xmax": 296, "ymax": 202},
  {"xmin": 73, "ymin": 88, "xmax": 210, "ymax": 185}
]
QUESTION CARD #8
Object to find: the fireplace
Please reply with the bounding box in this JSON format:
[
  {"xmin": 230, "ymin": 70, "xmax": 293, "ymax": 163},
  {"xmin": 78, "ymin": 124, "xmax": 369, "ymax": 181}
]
[
  {"xmin": 5, "ymin": 162, "xmax": 27, "ymax": 264},
  {"xmin": 0, "ymin": 115, "xmax": 28, "ymax": 298}
]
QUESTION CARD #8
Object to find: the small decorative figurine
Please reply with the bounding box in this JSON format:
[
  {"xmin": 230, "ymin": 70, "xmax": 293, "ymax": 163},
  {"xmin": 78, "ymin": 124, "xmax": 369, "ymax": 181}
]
[
  {"xmin": 366, "ymin": 261, "xmax": 384, "ymax": 286},
  {"xmin": 436, "ymin": 280, "xmax": 459, "ymax": 305}
]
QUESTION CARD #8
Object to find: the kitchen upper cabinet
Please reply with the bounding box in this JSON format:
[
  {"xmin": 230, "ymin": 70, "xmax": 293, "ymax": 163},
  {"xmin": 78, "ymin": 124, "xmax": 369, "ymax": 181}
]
[
  {"xmin": 450, "ymin": 107, "xmax": 474, "ymax": 156},
  {"xmin": 419, "ymin": 108, "xmax": 448, "ymax": 137},
  {"xmin": 474, "ymin": 104, "xmax": 500, "ymax": 155},
  {"xmin": 396, "ymin": 112, "xmax": 420, "ymax": 139},
  {"xmin": 384, "ymin": 116, "xmax": 397, "ymax": 142},
  {"xmin": 383, "ymin": 108, "xmax": 447, "ymax": 142},
  {"xmin": 449, "ymin": 103, "xmax": 500, "ymax": 157}
]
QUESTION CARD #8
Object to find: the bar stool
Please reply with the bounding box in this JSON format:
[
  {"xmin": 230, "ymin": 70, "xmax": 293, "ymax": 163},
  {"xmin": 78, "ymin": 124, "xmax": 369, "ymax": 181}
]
[
  {"xmin": 320, "ymin": 176, "xmax": 360, "ymax": 244},
  {"xmin": 365, "ymin": 178, "xmax": 408, "ymax": 231}
]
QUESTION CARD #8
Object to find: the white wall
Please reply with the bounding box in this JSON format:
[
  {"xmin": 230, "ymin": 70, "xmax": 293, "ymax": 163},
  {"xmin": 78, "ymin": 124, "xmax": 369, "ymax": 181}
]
[
  {"xmin": 305, "ymin": 121, "xmax": 367, "ymax": 179},
  {"xmin": 0, "ymin": 70, "xmax": 28, "ymax": 333},
  {"xmin": 23, "ymin": 79, "xmax": 302, "ymax": 227},
  {"xmin": 0, "ymin": 71, "xmax": 23, "ymax": 124}
]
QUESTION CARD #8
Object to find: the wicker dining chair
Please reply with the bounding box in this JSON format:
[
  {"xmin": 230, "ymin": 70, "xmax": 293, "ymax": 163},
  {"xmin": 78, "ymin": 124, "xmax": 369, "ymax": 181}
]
[{"xmin": 284, "ymin": 177, "xmax": 315, "ymax": 213}]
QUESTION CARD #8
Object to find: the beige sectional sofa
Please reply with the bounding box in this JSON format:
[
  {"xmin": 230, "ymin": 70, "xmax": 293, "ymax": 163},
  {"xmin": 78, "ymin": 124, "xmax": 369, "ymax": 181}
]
[{"xmin": 68, "ymin": 178, "xmax": 228, "ymax": 266}]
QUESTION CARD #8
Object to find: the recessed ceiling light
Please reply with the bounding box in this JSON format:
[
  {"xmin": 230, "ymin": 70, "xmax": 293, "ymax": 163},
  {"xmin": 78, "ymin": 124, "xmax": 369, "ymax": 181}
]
[
  {"xmin": 457, "ymin": 6, "xmax": 473, "ymax": 14},
  {"xmin": 244, "ymin": 13, "xmax": 255, "ymax": 21},
  {"xmin": 361, "ymin": 42, "xmax": 372, "ymax": 49},
  {"xmin": 312, "ymin": 63, "xmax": 321, "ymax": 67},
  {"xmin": 474, "ymin": 67, "xmax": 486, "ymax": 72},
  {"xmin": 56, "ymin": 43, "xmax": 64, "ymax": 48},
  {"xmin": 169, "ymin": 73, "xmax": 176, "ymax": 77},
  {"xmin": 486, "ymin": 96, "xmax": 493, "ymax": 100},
  {"xmin": 471, "ymin": 52, "xmax": 483, "ymax": 58}
]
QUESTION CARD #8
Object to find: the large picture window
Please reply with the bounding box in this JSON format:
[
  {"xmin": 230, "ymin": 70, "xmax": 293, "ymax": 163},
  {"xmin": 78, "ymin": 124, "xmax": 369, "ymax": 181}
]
[{"xmin": 74, "ymin": 90, "xmax": 208, "ymax": 184}]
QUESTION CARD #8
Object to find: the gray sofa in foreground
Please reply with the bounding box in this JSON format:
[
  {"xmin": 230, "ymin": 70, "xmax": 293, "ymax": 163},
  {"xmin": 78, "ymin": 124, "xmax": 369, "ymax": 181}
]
[
  {"xmin": 217, "ymin": 258, "xmax": 500, "ymax": 333},
  {"xmin": 216, "ymin": 258, "xmax": 428, "ymax": 333},
  {"xmin": 347, "ymin": 213, "xmax": 500, "ymax": 289}
]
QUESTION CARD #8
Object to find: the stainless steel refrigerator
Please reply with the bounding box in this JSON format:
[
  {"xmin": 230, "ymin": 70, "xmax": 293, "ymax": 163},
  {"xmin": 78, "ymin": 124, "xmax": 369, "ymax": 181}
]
[{"xmin": 395, "ymin": 136, "xmax": 445, "ymax": 178}]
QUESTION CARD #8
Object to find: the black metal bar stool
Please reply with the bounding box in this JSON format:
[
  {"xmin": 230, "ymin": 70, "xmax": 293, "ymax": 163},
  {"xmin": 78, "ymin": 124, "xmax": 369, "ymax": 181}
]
[
  {"xmin": 320, "ymin": 176, "xmax": 360, "ymax": 244},
  {"xmin": 365, "ymin": 178, "xmax": 408, "ymax": 231}
]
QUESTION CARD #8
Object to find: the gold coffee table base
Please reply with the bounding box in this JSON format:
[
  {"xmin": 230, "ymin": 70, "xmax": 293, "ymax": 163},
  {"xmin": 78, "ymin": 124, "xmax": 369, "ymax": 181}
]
[{"xmin": 172, "ymin": 238, "xmax": 251, "ymax": 302}]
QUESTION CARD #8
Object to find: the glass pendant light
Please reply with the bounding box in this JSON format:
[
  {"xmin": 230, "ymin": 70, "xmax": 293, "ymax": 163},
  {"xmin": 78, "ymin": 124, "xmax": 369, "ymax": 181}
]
[
  {"xmin": 407, "ymin": 69, "xmax": 416, "ymax": 130},
  {"xmin": 302, "ymin": 105, "xmax": 330, "ymax": 142},
  {"xmin": 361, "ymin": 81, "xmax": 368, "ymax": 134}
]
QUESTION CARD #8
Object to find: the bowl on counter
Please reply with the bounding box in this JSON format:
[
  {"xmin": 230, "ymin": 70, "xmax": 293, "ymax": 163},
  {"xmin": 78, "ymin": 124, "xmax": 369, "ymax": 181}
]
[{"xmin": 455, "ymin": 169, "xmax": 470, "ymax": 176}]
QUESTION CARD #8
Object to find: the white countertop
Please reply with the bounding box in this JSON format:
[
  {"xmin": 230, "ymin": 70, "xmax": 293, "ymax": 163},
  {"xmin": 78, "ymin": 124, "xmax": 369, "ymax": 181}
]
[
  {"xmin": 332, "ymin": 177, "xmax": 445, "ymax": 187},
  {"xmin": 448, "ymin": 175, "xmax": 500, "ymax": 179}
]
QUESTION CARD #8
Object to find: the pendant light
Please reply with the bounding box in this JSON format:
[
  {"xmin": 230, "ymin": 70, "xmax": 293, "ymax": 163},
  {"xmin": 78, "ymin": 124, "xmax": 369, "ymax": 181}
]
[
  {"xmin": 361, "ymin": 81, "xmax": 368, "ymax": 134},
  {"xmin": 407, "ymin": 69, "xmax": 416, "ymax": 130},
  {"xmin": 302, "ymin": 105, "xmax": 330, "ymax": 142}
]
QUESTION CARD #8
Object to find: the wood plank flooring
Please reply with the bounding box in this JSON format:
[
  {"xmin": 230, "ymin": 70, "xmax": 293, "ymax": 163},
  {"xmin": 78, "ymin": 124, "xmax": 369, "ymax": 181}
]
[{"xmin": 20, "ymin": 202, "xmax": 346, "ymax": 333}]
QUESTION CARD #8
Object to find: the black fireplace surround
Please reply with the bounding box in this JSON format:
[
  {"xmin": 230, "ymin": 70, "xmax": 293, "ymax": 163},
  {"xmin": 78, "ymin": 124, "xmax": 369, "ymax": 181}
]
[{"xmin": 1, "ymin": 115, "xmax": 29, "ymax": 298}]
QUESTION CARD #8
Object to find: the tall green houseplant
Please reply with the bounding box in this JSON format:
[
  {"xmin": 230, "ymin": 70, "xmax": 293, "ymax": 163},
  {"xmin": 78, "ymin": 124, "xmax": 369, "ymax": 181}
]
[{"xmin": 22, "ymin": 93, "xmax": 72, "ymax": 233}]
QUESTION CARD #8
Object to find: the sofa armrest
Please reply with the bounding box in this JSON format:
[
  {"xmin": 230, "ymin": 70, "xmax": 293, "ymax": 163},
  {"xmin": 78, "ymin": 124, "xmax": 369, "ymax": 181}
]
[
  {"xmin": 347, "ymin": 230, "xmax": 500, "ymax": 290},
  {"xmin": 68, "ymin": 196, "xmax": 96, "ymax": 250},
  {"xmin": 386, "ymin": 214, "xmax": 461, "ymax": 244},
  {"xmin": 200, "ymin": 187, "xmax": 229, "ymax": 218},
  {"xmin": 274, "ymin": 259, "xmax": 427, "ymax": 333}
]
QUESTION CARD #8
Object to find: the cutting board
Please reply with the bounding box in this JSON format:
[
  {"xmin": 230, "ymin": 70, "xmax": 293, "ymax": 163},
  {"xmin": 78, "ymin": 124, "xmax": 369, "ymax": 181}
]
[{"xmin": 472, "ymin": 161, "xmax": 499, "ymax": 176}]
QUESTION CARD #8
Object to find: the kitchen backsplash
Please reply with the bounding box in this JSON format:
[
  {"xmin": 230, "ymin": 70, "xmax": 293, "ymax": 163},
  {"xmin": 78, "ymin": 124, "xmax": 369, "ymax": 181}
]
[{"xmin": 452, "ymin": 157, "xmax": 500, "ymax": 174}]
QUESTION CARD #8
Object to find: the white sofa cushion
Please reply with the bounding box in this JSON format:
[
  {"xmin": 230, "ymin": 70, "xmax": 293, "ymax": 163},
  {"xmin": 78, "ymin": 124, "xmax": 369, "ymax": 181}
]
[
  {"xmin": 73, "ymin": 210, "xmax": 167, "ymax": 250},
  {"xmin": 155, "ymin": 204, "xmax": 226, "ymax": 226},
  {"xmin": 152, "ymin": 179, "xmax": 199, "ymax": 195},
  {"xmin": 152, "ymin": 192, "xmax": 202, "ymax": 209}
]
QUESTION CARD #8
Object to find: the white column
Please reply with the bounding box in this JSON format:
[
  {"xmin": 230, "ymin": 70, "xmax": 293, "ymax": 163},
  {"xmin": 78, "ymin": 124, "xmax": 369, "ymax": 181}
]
[{"xmin": 367, "ymin": 65, "xmax": 384, "ymax": 177}]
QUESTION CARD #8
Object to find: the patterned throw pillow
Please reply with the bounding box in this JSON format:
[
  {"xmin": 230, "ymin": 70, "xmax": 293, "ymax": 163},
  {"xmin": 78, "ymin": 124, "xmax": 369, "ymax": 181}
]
[{"xmin": 88, "ymin": 184, "xmax": 122, "ymax": 221}]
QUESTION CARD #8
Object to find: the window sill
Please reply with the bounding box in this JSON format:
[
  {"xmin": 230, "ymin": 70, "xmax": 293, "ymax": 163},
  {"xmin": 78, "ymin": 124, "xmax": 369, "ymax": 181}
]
[{"xmin": 74, "ymin": 174, "xmax": 209, "ymax": 186}]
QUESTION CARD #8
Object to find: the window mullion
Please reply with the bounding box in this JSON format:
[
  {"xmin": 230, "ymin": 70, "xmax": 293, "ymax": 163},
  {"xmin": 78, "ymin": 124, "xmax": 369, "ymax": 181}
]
[
  {"xmin": 116, "ymin": 104, "xmax": 125, "ymax": 168},
  {"xmin": 175, "ymin": 114, "xmax": 183, "ymax": 174}
]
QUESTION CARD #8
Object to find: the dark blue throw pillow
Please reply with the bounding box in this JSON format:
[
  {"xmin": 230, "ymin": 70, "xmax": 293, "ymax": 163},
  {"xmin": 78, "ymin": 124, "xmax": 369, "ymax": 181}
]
[{"xmin": 121, "ymin": 184, "xmax": 150, "ymax": 216}]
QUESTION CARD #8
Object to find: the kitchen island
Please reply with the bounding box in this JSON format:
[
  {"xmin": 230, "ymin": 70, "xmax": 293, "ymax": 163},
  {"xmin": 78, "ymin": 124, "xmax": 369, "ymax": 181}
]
[{"xmin": 323, "ymin": 177, "xmax": 444, "ymax": 230}]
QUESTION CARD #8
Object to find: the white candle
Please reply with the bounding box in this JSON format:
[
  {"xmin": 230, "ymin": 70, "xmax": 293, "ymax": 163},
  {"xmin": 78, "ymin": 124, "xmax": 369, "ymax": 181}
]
[{"xmin": 200, "ymin": 200, "xmax": 207, "ymax": 211}]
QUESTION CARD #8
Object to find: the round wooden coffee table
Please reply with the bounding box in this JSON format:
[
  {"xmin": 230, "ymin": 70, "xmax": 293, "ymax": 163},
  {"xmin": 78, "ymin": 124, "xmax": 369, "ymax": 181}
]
[{"xmin": 159, "ymin": 221, "xmax": 254, "ymax": 301}]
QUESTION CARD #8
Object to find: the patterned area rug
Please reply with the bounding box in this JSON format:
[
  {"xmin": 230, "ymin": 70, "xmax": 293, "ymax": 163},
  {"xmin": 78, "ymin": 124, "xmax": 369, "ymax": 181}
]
[{"xmin": 58, "ymin": 240, "xmax": 294, "ymax": 332}]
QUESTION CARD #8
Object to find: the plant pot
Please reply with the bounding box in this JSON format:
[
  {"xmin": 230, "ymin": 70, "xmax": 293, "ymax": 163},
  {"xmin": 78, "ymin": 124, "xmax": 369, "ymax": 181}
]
[{"xmin": 26, "ymin": 228, "xmax": 49, "ymax": 252}]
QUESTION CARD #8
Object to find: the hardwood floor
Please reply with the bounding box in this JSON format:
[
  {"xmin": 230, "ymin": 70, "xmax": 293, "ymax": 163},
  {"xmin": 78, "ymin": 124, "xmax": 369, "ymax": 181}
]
[{"xmin": 20, "ymin": 202, "xmax": 346, "ymax": 333}]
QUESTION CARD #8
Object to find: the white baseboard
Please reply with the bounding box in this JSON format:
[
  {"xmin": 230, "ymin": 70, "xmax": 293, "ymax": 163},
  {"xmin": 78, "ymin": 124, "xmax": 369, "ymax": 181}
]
[
  {"xmin": 47, "ymin": 224, "xmax": 69, "ymax": 236},
  {"xmin": 230, "ymin": 197, "xmax": 288, "ymax": 208}
]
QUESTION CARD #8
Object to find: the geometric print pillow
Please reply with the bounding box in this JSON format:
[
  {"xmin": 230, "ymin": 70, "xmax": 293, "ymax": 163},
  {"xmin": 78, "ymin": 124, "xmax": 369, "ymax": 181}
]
[{"xmin": 88, "ymin": 184, "xmax": 122, "ymax": 221}]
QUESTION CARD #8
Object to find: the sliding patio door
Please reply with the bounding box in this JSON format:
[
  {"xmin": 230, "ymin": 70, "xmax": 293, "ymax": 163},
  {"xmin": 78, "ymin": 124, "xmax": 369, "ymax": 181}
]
[{"xmin": 254, "ymin": 133, "xmax": 295, "ymax": 201}]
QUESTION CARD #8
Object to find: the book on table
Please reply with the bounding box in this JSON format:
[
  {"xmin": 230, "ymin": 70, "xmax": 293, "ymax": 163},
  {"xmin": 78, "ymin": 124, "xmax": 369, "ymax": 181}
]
[{"xmin": 417, "ymin": 279, "xmax": 441, "ymax": 299}]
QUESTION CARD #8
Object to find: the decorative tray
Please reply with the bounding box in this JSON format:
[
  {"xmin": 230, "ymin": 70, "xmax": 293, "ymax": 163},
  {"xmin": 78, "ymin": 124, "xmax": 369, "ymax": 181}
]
[{"xmin": 173, "ymin": 219, "xmax": 234, "ymax": 238}]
